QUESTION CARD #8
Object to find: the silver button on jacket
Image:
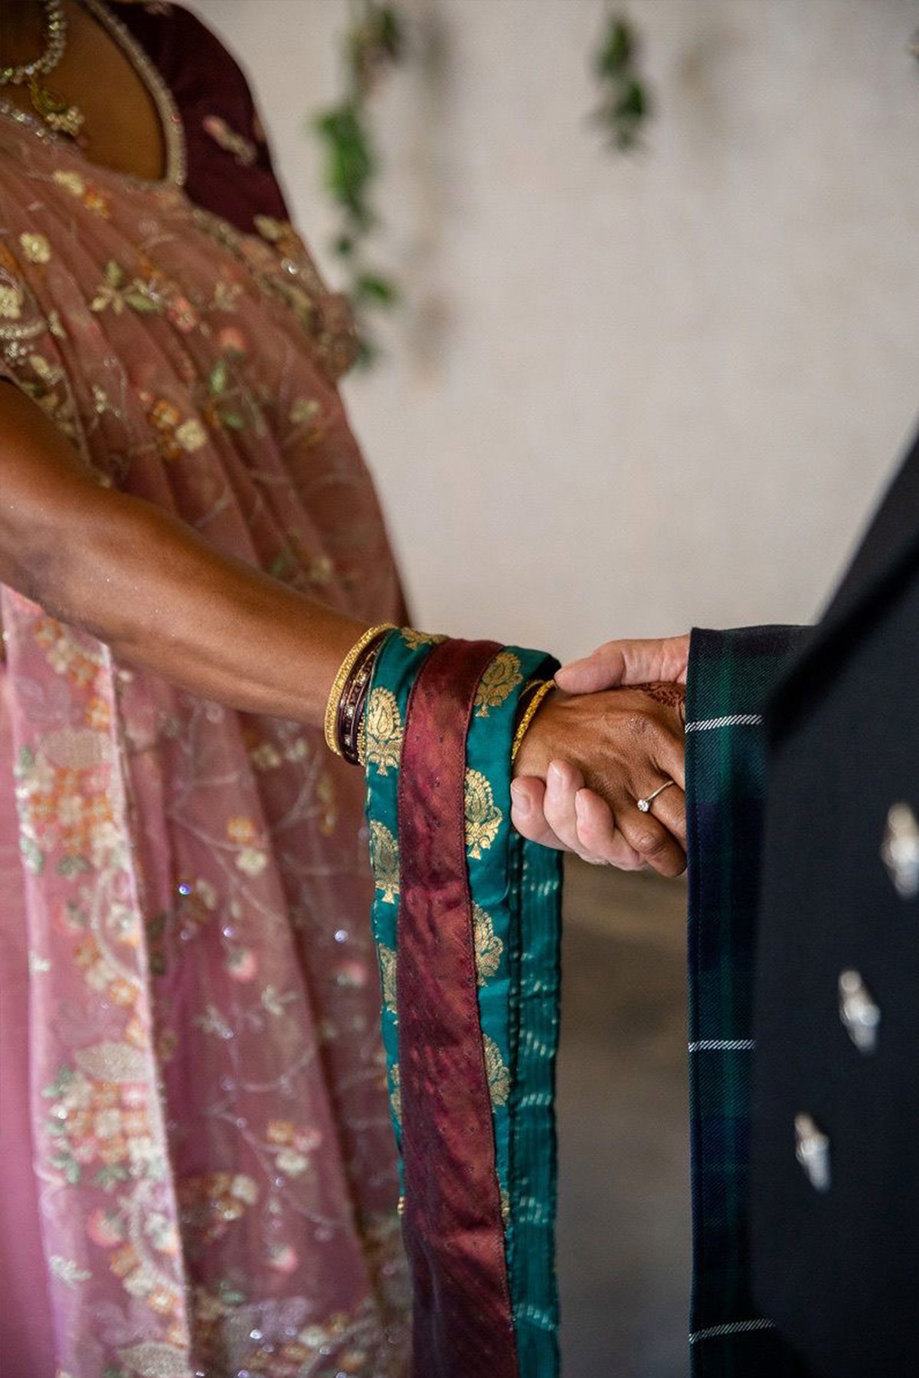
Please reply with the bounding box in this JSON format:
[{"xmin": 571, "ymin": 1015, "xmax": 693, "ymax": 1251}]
[
  {"xmin": 882, "ymin": 801, "xmax": 919, "ymax": 898},
  {"xmin": 838, "ymin": 969, "xmax": 880, "ymax": 1054},
  {"xmin": 795, "ymin": 1113, "xmax": 831, "ymax": 1192}
]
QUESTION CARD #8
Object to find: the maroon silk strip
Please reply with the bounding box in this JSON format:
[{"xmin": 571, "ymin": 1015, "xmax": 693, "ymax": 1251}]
[{"xmin": 397, "ymin": 639, "xmax": 520, "ymax": 1378}]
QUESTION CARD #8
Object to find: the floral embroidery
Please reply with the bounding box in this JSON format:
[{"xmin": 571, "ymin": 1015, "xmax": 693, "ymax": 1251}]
[
  {"xmin": 483, "ymin": 1035, "xmax": 511, "ymax": 1107},
  {"xmin": 0, "ymin": 278, "xmax": 24, "ymax": 319},
  {"xmin": 464, "ymin": 769, "xmax": 503, "ymax": 860},
  {"xmin": 473, "ymin": 903, "xmax": 503, "ymax": 984},
  {"xmin": 265, "ymin": 1119, "xmax": 322, "ymax": 1178},
  {"xmin": 19, "ymin": 231, "xmax": 51, "ymax": 263},
  {"xmin": 389, "ymin": 1063, "xmax": 402, "ymax": 1125},
  {"xmin": 52, "ymin": 168, "xmax": 110, "ymax": 216},
  {"xmin": 91, "ymin": 260, "xmax": 164, "ymax": 316},
  {"xmin": 0, "ymin": 112, "xmax": 410, "ymax": 1375},
  {"xmin": 140, "ymin": 394, "xmax": 208, "ymax": 459},
  {"xmin": 474, "ymin": 651, "xmax": 523, "ymax": 717},
  {"xmin": 202, "ymin": 114, "xmax": 257, "ymax": 167},
  {"xmin": 289, "ymin": 395, "xmax": 320, "ymax": 427},
  {"xmin": 378, "ymin": 943, "xmax": 397, "ymax": 1014},
  {"xmin": 400, "ymin": 629, "xmax": 446, "ymax": 652},
  {"xmin": 364, "ymin": 688, "xmax": 403, "ymax": 776},
  {"xmin": 42, "ymin": 1062, "xmax": 163, "ymax": 1188},
  {"xmin": 15, "ymin": 743, "xmax": 118, "ymax": 876},
  {"xmin": 177, "ymin": 1173, "xmax": 259, "ymax": 1245},
  {"xmin": 369, "ymin": 820, "xmax": 399, "ymax": 903},
  {"xmin": 226, "ymin": 815, "xmax": 268, "ymax": 876}
]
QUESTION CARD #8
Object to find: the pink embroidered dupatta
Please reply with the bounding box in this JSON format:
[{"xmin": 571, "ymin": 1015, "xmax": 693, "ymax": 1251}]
[{"xmin": 0, "ymin": 110, "xmax": 410, "ymax": 1378}]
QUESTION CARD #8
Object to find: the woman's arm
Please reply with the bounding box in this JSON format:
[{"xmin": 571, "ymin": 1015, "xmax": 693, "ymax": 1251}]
[
  {"xmin": 0, "ymin": 383, "xmax": 364, "ymax": 724},
  {"xmin": 0, "ymin": 385, "xmax": 686, "ymax": 871}
]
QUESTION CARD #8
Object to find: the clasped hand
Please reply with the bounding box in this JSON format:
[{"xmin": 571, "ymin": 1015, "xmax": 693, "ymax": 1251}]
[{"xmin": 511, "ymin": 635, "xmax": 690, "ymax": 875}]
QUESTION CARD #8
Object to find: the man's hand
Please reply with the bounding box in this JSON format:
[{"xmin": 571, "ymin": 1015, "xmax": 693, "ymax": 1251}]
[
  {"xmin": 511, "ymin": 635, "xmax": 691, "ymax": 869},
  {"xmin": 554, "ymin": 634, "xmax": 690, "ymax": 695},
  {"xmin": 511, "ymin": 684, "xmax": 687, "ymax": 877}
]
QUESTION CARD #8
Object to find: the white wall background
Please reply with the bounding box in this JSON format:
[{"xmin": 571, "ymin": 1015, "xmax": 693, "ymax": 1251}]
[{"xmin": 193, "ymin": 0, "xmax": 919, "ymax": 660}]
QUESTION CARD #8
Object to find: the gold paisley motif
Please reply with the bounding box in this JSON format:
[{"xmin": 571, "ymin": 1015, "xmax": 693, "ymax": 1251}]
[
  {"xmin": 400, "ymin": 629, "xmax": 446, "ymax": 652},
  {"xmin": 475, "ymin": 651, "xmax": 523, "ymax": 718},
  {"xmin": 379, "ymin": 943, "xmax": 398, "ymax": 1014},
  {"xmin": 369, "ymin": 821, "xmax": 400, "ymax": 904},
  {"xmin": 390, "ymin": 1063, "xmax": 402, "ymax": 1125},
  {"xmin": 483, "ymin": 1035, "xmax": 510, "ymax": 1107},
  {"xmin": 473, "ymin": 904, "xmax": 503, "ymax": 985},
  {"xmin": 364, "ymin": 688, "xmax": 403, "ymax": 776},
  {"xmin": 464, "ymin": 769, "xmax": 503, "ymax": 860}
]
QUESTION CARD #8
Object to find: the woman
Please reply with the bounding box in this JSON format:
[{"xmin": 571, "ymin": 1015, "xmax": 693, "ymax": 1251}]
[{"xmin": 0, "ymin": 3, "xmax": 687, "ymax": 1374}]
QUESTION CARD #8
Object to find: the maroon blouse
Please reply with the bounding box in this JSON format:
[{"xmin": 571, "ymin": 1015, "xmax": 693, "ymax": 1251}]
[{"xmin": 117, "ymin": 0, "xmax": 291, "ymax": 233}]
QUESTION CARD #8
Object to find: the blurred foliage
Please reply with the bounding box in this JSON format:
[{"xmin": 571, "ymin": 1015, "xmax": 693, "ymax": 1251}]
[
  {"xmin": 312, "ymin": 5, "xmax": 651, "ymax": 368},
  {"xmin": 313, "ymin": 2, "xmax": 406, "ymax": 366},
  {"xmin": 591, "ymin": 12, "xmax": 652, "ymax": 153}
]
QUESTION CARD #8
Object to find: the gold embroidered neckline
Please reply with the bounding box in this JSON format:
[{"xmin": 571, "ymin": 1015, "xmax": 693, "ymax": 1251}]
[{"xmin": 0, "ymin": 0, "xmax": 186, "ymax": 189}]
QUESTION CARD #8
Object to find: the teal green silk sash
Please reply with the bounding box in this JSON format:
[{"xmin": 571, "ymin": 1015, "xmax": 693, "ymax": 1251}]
[{"xmin": 363, "ymin": 631, "xmax": 563, "ymax": 1378}]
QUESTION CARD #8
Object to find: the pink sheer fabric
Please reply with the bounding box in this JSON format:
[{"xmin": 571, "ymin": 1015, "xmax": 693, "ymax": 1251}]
[{"xmin": 0, "ymin": 101, "xmax": 409, "ymax": 1378}]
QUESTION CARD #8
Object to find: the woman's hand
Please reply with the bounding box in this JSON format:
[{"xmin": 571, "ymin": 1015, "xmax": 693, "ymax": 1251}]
[{"xmin": 511, "ymin": 685, "xmax": 686, "ymax": 876}]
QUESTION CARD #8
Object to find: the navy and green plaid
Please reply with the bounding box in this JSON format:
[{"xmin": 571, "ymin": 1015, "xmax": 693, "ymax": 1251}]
[{"xmin": 686, "ymin": 625, "xmax": 812, "ymax": 1377}]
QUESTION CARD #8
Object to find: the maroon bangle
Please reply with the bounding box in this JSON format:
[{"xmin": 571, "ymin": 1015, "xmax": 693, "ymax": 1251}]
[{"xmin": 336, "ymin": 631, "xmax": 389, "ymax": 765}]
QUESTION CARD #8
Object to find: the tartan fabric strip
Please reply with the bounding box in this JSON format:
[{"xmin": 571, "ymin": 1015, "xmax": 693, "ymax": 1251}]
[{"xmin": 686, "ymin": 626, "xmax": 813, "ymax": 1378}]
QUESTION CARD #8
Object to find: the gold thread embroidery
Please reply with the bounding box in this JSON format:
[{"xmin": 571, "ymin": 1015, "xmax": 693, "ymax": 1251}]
[
  {"xmin": 364, "ymin": 688, "xmax": 403, "ymax": 776},
  {"xmin": 389, "ymin": 1063, "xmax": 402, "ymax": 1125},
  {"xmin": 378, "ymin": 944, "xmax": 397, "ymax": 1015},
  {"xmin": 483, "ymin": 1035, "xmax": 510, "ymax": 1107},
  {"xmin": 474, "ymin": 651, "xmax": 523, "ymax": 718},
  {"xmin": 369, "ymin": 821, "xmax": 400, "ymax": 904},
  {"xmin": 400, "ymin": 629, "xmax": 446, "ymax": 652},
  {"xmin": 472, "ymin": 904, "xmax": 503, "ymax": 985},
  {"xmin": 464, "ymin": 770, "xmax": 502, "ymax": 860}
]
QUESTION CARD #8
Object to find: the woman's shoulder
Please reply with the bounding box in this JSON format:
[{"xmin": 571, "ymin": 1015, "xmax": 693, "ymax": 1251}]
[{"xmin": 112, "ymin": 1, "xmax": 291, "ymax": 231}]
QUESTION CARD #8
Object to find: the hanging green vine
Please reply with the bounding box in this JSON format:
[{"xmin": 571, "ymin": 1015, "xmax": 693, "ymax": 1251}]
[
  {"xmin": 313, "ymin": 2, "xmax": 406, "ymax": 366},
  {"xmin": 312, "ymin": 4, "xmax": 650, "ymax": 367},
  {"xmin": 591, "ymin": 12, "xmax": 652, "ymax": 153}
]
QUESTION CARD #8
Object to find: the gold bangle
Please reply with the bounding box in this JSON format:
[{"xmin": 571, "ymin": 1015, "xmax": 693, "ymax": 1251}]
[
  {"xmin": 324, "ymin": 623, "xmax": 396, "ymax": 757},
  {"xmin": 510, "ymin": 679, "xmax": 555, "ymax": 763}
]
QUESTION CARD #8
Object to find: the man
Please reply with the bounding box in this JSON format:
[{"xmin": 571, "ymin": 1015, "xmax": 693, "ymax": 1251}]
[{"xmin": 512, "ymin": 423, "xmax": 919, "ymax": 1377}]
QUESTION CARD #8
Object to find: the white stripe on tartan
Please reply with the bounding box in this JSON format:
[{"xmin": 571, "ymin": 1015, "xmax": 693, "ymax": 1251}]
[
  {"xmin": 688, "ymin": 1039, "xmax": 756, "ymax": 1052},
  {"xmin": 690, "ymin": 1319, "xmax": 777, "ymax": 1344},
  {"xmin": 685, "ymin": 714, "xmax": 764, "ymax": 732}
]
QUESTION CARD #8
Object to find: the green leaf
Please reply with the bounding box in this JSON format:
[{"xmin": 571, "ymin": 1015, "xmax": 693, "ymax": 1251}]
[
  {"xmin": 615, "ymin": 79, "xmax": 648, "ymax": 122},
  {"xmin": 208, "ymin": 359, "xmax": 229, "ymax": 395},
  {"xmin": 94, "ymin": 1165, "xmax": 130, "ymax": 1192},
  {"xmin": 57, "ymin": 854, "xmax": 90, "ymax": 877},
  {"xmin": 596, "ymin": 18, "xmax": 633, "ymax": 76},
  {"xmin": 15, "ymin": 745, "xmax": 35, "ymax": 776},
  {"xmin": 125, "ymin": 292, "xmax": 161, "ymax": 314},
  {"xmin": 104, "ymin": 259, "xmax": 124, "ymax": 288},
  {"xmin": 50, "ymin": 1151, "xmax": 81, "ymax": 1185},
  {"xmin": 42, "ymin": 1065, "xmax": 75, "ymax": 1099},
  {"xmin": 353, "ymin": 273, "xmax": 398, "ymax": 307},
  {"xmin": 219, "ymin": 410, "xmax": 246, "ymax": 431},
  {"xmin": 21, "ymin": 837, "xmax": 45, "ymax": 875},
  {"xmin": 269, "ymin": 548, "xmax": 295, "ymax": 580}
]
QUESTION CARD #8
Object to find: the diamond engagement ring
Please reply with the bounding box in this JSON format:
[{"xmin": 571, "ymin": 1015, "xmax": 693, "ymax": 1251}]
[{"xmin": 637, "ymin": 780, "xmax": 676, "ymax": 813}]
